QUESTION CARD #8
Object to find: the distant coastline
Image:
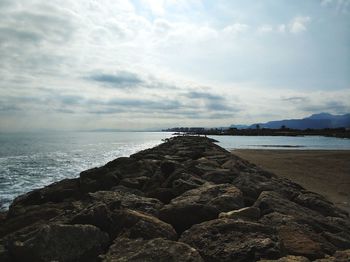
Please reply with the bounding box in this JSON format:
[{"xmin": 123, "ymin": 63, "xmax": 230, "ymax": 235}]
[{"xmin": 163, "ymin": 127, "xmax": 350, "ymax": 139}]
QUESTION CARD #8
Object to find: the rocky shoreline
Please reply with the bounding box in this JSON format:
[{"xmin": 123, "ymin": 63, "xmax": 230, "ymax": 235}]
[{"xmin": 0, "ymin": 136, "xmax": 349, "ymax": 261}]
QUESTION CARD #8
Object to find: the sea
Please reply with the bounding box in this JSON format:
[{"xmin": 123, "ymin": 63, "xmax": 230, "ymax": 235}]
[{"xmin": 1, "ymin": 131, "xmax": 350, "ymax": 210}]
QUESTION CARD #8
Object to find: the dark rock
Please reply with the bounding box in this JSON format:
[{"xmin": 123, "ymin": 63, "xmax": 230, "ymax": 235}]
[
  {"xmin": 159, "ymin": 183, "xmax": 244, "ymax": 233},
  {"xmin": 259, "ymin": 212, "xmax": 338, "ymax": 259},
  {"xmin": 160, "ymin": 161, "xmax": 177, "ymax": 177},
  {"xmin": 278, "ymin": 224, "xmax": 329, "ymax": 260},
  {"xmin": 120, "ymin": 176, "xmax": 150, "ymax": 190},
  {"xmin": 254, "ymin": 191, "xmax": 338, "ymax": 233},
  {"xmin": 202, "ymin": 170, "xmax": 238, "ymax": 184},
  {"xmin": 80, "ymin": 167, "xmax": 120, "ymax": 192},
  {"xmin": 171, "ymin": 178, "xmax": 201, "ymax": 196},
  {"xmin": 9, "ymin": 178, "xmax": 81, "ymax": 208},
  {"xmin": 70, "ymin": 203, "xmax": 112, "ymax": 232},
  {"xmin": 146, "ymin": 188, "xmax": 175, "ymax": 204},
  {"xmin": 0, "ymin": 244, "xmax": 11, "ymax": 262},
  {"xmin": 259, "ymin": 256, "xmax": 310, "ymax": 262},
  {"xmin": 111, "ymin": 185, "xmax": 145, "ymax": 196},
  {"xmin": 313, "ymin": 249, "xmax": 350, "ymax": 262},
  {"xmin": 1, "ymin": 202, "xmax": 69, "ymax": 238},
  {"xmin": 294, "ymin": 191, "xmax": 348, "ymax": 218},
  {"xmin": 109, "ymin": 209, "xmax": 177, "ymax": 240},
  {"xmin": 180, "ymin": 218, "xmax": 282, "ymax": 261},
  {"xmin": 101, "ymin": 237, "xmax": 203, "ymax": 262},
  {"xmin": 8, "ymin": 224, "xmax": 109, "ymax": 262},
  {"xmin": 88, "ymin": 191, "xmax": 163, "ymax": 216}
]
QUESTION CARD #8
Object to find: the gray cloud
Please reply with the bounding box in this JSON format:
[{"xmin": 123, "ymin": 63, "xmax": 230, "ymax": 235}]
[
  {"xmin": 282, "ymin": 96, "xmax": 309, "ymax": 103},
  {"xmin": 187, "ymin": 91, "xmax": 223, "ymax": 100},
  {"xmin": 186, "ymin": 91, "xmax": 240, "ymax": 112},
  {"xmin": 300, "ymin": 100, "xmax": 349, "ymax": 114},
  {"xmin": 89, "ymin": 72, "xmax": 143, "ymax": 88}
]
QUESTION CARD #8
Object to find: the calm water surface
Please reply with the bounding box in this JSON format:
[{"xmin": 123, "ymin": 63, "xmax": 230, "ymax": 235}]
[{"xmin": 1, "ymin": 132, "xmax": 349, "ymax": 209}]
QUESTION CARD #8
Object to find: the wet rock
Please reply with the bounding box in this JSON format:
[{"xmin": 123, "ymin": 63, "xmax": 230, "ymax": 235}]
[
  {"xmin": 8, "ymin": 224, "xmax": 109, "ymax": 262},
  {"xmin": 159, "ymin": 183, "xmax": 244, "ymax": 233},
  {"xmin": 101, "ymin": 237, "xmax": 203, "ymax": 262},
  {"xmin": 180, "ymin": 218, "xmax": 282, "ymax": 262},
  {"xmin": 219, "ymin": 206, "xmax": 261, "ymax": 221}
]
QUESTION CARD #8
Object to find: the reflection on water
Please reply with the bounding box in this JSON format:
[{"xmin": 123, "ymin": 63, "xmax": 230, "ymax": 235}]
[{"xmin": 210, "ymin": 135, "xmax": 350, "ymax": 150}]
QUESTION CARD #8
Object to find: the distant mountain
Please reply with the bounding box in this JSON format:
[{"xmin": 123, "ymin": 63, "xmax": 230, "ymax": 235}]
[
  {"xmin": 247, "ymin": 113, "xmax": 350, "ymax": 130},
  {"xmin": 229, "ymin": 124, "xmax": 249, "ymax": 129}
]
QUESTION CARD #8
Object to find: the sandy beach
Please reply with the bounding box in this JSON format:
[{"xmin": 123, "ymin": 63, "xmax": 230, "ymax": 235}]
[{"xmin": 233, "ymin": 149, "xmax": 350, "ymax": 213}]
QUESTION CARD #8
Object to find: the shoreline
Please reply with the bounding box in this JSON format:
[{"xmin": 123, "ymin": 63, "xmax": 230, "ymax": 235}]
[{"xmin": 233, "ymin": 149, "xmax": 350, "ymax": 213}]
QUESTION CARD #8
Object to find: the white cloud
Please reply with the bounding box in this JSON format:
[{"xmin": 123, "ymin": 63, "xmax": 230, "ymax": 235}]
[
  {"xmin": 278, "ymin": 24, "xmax": 286, "ymax": 33},
  {"xmin": 289, "ymin": 16, "xmax": 311, "ymax": 34},
  {"xmin": 141, "ymin": 0, "xmax": 166, "ymax": 16},
  {"xmin": 223, "ymin": 23, "xmax": 249, "ymax": 34},
  {"xmin": 257, "ymin": 25, "xmax": 273, "ymax": 34}
]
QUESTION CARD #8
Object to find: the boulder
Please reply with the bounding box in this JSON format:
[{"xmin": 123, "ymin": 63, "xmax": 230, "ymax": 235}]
[
  {"xmin": 202, "ymin": 170, "xmax": 238, "ymax": 184},
  {"xmin": 101, "ymin": 237, "xmax": 203, "ymax": 262},
  {"xmin": 159, "ymin": 183, "xmax": 244, "ymax": 233},
  {"xmin": 180, "ymin": 218, "xmax": 282, "ymax": 261},
  {"xmin": 254, "ymin": 191, "xmax": 338, "ymax": 233},
  {"xmin": 70, "ymin": 203, "xmax": 112, "ymax": 232},
  {"xmin": 160, "ymin": 160, "xmax": 177, "ymax": 177},
  {"xmin": 80, "ymin": 167, "xmax": 120, "ymax": 192},
  {"xmin": 294, "ymin": 191, "xmax": 348, "ymax": 218},
  {"xmin": 8, "ymin": 178, "xmax": 81, "ymax": 211},
  {"xmin": 314, "ymin": 249, "xmax": 350, "ymax": 262},
  {"xmin": 88, "ymin": 191, "xmax": 163, "ymax": 216},
  {"xmin": 8, "ymin": 224, "xmax": 109, "ymax": 262},
  {"xmin": 259, "ymin": 212, "xmax": 338, "ymax": 259},
  {"xmin": 0, "ymin": 244, "xmax": 11, "ymax": 262},
  {"xmin": 109, "ymin": 209, "xmax": 177, "ymax": 240},
  {"xmin": 278, "ymin": 225, "xmax": 329, "ymax": 260},
  {"xmin": 1, "ymin": 202, "xmax": 70, "ymax": 238},
  {"xmin": 259, "ymin": 256, "xmax": 310, "ymax": 262}
]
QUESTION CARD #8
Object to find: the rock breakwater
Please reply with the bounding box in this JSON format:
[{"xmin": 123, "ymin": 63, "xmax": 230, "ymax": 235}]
[{"xmin": 0, "ymin": 136, "xmax": 349, "ymax": 261}]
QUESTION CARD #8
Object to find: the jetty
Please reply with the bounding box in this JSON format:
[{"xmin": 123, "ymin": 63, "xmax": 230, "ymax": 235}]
[{"xmin": 0, "ymin": 136, "xmax": 349, "ymax": 261}]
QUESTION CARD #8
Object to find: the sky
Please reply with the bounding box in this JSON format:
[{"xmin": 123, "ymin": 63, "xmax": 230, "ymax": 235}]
[{"xmin": 0, "ymin": 0, "xmax": 349, "ymax": 131}]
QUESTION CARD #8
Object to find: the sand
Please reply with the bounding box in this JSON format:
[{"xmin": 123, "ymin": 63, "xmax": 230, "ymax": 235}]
[{"xmin": 233, "ymin": 149, "xmax": 350, "ymax": 213}]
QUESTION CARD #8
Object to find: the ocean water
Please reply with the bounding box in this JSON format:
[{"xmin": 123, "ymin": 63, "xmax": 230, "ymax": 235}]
[
  {"xmin": 0, "ymin": 131, "xmax": 173, "ymax": 210},
  {"xmin": 1, "ymin": 132, "xmax": 350, "ymax": 210},
  {"xmin": 211, "ymin": 135, "xmax": 350, "ymax": 150}
]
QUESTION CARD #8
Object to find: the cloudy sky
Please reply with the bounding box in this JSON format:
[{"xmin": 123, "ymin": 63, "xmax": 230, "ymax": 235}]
[{"xmin": 0, "ymin": 0, "xmax": 349, "ymax": 131}]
